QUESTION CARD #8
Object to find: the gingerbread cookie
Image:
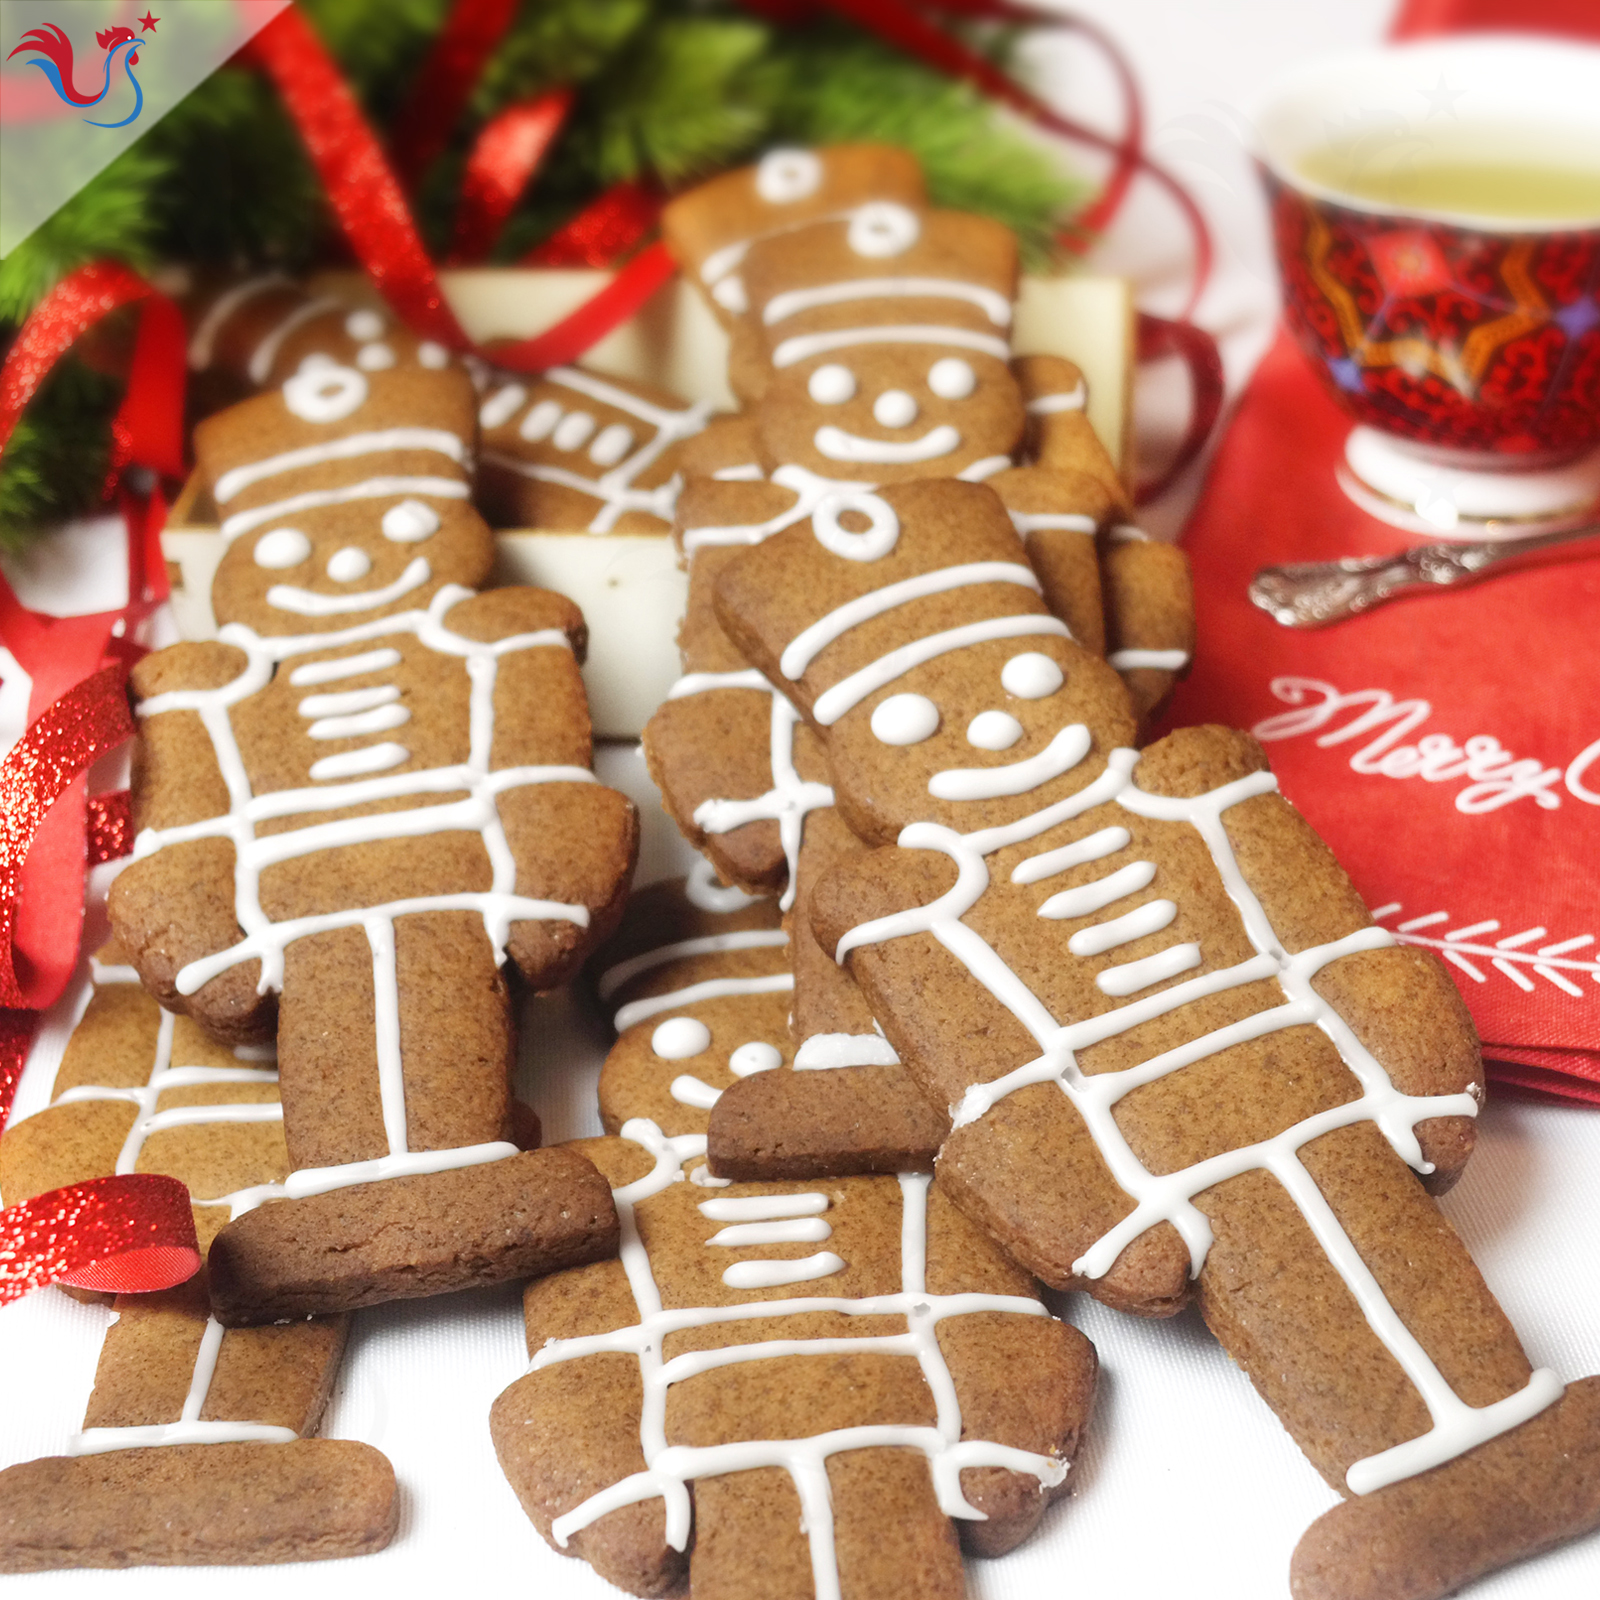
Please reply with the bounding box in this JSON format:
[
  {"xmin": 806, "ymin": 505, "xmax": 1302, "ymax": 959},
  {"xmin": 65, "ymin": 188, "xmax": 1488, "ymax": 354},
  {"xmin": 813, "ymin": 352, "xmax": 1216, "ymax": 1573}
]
[
  {"xmin": 494, "ymin": 902, "xmax": 1096, "ymax": 1598},
  {"xmin": 109, "ymin": 359, "xmax": 629, "ymax": 1322},
  {"xmin": 0, "ymin": 955, "xmax": 395, "ymax": 1570},
  {"xmin": 474, "ymin": 366, "xmax": 711, "ymax": 534},
  {"xmin": 711, "ymin": 471, "xmax": 1600, "ymax": 1596}
]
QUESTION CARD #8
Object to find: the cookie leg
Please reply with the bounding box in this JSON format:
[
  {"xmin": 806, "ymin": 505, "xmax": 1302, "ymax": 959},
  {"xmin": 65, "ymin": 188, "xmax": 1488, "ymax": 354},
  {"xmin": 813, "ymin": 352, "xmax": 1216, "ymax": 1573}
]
[
  {"xmin": 207, "ymin": 914, "xmax": 618, "ymax": 1322},
  {"xmin": 1099, "ymin": 531, "xmax": 1194, "ymax": 728}
]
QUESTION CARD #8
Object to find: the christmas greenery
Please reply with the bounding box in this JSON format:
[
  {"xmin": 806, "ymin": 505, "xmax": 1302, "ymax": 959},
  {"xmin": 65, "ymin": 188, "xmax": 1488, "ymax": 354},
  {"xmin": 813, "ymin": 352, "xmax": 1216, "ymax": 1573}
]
[{"xmin": 0, "ymin": 0, "xmax": 1086, "ymax": 545}]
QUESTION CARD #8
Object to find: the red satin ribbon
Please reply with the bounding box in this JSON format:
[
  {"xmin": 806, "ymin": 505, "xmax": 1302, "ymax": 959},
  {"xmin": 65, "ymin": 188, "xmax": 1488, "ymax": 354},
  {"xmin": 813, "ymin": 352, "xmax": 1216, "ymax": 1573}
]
[
  {"xmin": 524, "ymin": 181, "xmax": 662, "ymax": 269},
  {"xmin": 1, "ymin": 1174, "xmax": 200, "ymax": 1305},
  {"xmin": 449, "ymin": 88, "xmax": 577, "ymax": 264}
]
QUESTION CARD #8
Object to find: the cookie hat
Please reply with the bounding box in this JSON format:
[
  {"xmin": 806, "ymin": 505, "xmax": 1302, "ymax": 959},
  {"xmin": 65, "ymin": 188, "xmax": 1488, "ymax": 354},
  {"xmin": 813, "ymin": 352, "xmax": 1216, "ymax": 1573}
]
[{"xmin": 712, "ymin": 472, "xmax": 1600, "ymax": 1597}]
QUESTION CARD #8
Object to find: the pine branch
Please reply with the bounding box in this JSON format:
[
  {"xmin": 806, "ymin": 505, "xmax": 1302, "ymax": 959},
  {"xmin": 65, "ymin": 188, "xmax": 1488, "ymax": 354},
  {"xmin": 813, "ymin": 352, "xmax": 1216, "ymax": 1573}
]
[{"xmin": 0, "ymin": 357, "xmax": 119, "ymax": 554}]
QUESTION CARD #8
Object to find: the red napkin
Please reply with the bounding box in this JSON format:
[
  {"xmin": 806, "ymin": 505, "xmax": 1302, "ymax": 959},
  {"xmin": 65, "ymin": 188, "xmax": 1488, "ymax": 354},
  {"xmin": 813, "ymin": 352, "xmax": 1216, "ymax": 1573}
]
[{"xmin": 1165, "ymin": 333, "xmax": 1600, "ymax": 1103}]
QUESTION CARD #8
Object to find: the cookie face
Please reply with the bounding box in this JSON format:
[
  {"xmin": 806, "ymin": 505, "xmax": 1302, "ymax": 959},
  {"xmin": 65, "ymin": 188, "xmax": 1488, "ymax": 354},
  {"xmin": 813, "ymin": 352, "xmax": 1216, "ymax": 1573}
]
[
  {"xmin": 491, "ymin": 1121, "xmax": 1096, "ymax": 1600},
  {"xmin": 475, "ymin": 365, "xmax": 711, "ymax": 534},
  {"xmin": 0, "ymin": 961, "xmax": 398, "ymax": 1571},
  {"xmin": 110, "ymin": 362, "xmax": 634, "ymax": 1321}
]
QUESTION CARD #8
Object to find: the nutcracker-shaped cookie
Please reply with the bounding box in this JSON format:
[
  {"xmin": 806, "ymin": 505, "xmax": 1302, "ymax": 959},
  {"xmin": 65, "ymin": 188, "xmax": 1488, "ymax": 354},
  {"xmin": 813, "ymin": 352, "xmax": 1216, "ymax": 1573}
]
[
  {"xmin": 712, "ymin": 475, "xmax": 1600, "ymax": 1600},
  {"xmin": 0, "ymin": 955, "xmax": 394, "ymax": 1570},
  {"xmin": 492, "ymin": 873, "xmax": 1096, "ymax": 1600},
  {"xmin": 109, "ymin": 357, "xmax": 628, "ymax": 1324}
]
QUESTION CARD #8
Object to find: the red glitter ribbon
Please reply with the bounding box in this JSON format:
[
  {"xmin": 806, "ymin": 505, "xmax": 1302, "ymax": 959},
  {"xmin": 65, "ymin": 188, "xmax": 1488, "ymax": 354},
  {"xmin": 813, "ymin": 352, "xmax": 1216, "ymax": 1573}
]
[
  {"xmin": 449, "ymin": 88, "xmax": 576, "ymax": 263},
  {"xmin": 524, "ymin": 181, "xmax": 662, "ymax": 270},
  {"xmin": 1, "ymin": 1175, "xmax": 200, "ymax": 1305}
]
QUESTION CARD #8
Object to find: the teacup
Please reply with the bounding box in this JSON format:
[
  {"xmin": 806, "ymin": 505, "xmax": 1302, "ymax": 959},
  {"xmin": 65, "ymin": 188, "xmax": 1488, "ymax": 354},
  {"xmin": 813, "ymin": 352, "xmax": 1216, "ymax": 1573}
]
[{"xmin": 1253, "ymin": 35, "xmax": 1600, "ymax": 536}]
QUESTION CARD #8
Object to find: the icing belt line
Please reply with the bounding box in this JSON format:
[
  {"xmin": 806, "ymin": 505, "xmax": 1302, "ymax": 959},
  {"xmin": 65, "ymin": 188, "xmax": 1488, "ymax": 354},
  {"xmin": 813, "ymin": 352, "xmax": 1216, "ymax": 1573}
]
[{"xmin": 532, "ymin": 1120, "xmax": 1067, "ymax": 1600}]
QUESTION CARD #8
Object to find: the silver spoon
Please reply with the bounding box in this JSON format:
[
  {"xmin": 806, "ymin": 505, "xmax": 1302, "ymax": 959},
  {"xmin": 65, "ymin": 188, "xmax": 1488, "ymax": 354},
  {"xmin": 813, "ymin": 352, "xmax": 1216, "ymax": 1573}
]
[{"xmin": 1249, "ymin": 520, "xmax": 1600, "ymax": 628}]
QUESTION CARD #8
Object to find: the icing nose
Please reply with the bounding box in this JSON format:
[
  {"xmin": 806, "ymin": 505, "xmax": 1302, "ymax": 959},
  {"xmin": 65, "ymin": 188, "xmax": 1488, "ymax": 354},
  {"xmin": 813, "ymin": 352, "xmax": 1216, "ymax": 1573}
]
[
  {"xmin": 326, "ymin": 547, "xmax": 373, "ymax": 583},
  {"xmin": 873, "ymin": 390, "xmax": 919, "ymax": 428}
]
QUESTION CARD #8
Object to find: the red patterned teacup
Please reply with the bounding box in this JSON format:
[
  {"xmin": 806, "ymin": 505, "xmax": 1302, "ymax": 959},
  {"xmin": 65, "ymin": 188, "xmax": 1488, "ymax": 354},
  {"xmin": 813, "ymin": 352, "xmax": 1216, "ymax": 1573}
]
[{"xmin": 1254, "ymin": 36, "xmax": 1600, "ymax": 532}]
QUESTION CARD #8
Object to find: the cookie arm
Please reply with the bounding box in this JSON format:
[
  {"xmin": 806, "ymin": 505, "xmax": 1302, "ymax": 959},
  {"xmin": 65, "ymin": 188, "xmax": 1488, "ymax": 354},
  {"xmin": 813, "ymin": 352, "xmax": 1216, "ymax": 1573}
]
[{"xmin": 1099, "ymin": 528, "xmax": 1195, "ymax": 729}]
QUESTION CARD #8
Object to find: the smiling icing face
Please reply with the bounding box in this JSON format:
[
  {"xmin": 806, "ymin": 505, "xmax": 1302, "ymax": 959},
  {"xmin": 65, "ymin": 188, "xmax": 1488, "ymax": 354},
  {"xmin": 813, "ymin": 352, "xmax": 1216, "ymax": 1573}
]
[
  {"xmin": 740, "ymin": 205, "xmax": 1027, "ymax": 482},
  {"xmin": 199, "ymin": 361, "xmax": 497, "ymax": 635}
]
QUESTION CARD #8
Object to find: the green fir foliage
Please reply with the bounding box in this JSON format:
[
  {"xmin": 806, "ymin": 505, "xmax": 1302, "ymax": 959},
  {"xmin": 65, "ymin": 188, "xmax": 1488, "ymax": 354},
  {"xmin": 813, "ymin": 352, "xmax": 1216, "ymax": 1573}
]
[{"xmin": 0, "ymin": 0, "xmax": 1085, "ymax": 546}]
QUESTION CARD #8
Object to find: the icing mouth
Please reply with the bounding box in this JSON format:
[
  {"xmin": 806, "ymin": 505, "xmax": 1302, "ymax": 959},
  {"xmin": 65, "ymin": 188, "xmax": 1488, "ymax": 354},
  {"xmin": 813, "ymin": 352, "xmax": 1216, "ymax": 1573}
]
[
  {"xmin": 927, "ymin": 724, "xmax": 1093, "ymax": 802},
  {"xmin": 812, "ymin": 424, "xmax": 960, "ymax": 464},
  {"xmin": 267, "ymin": 556, "xmax": 432, "ymax": 617}
]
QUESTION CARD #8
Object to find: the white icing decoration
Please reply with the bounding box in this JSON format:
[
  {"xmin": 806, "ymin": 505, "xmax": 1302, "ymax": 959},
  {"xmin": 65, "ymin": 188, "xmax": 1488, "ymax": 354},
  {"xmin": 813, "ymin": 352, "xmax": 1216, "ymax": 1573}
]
[
  {"xmin": 614, "ymin": 974, "xmax": 793, "ymax": 1034},
  {"xmin": 928, "ymin": 357, "xmax": 977, "ymax": 400},
  {"xmin": 763, "ymin": 282, "xmax": 1011, "ymax": 329},
  {"xmin": 709, "ymin": 1218, "xmax": 833, "ymax": 1248},
  {"xmin": 306, "ymin": 703, "xmax": 410, "ymax": 741},
  {"xmin": 131, "ymin": 583, "xmax": 595, "ymax": 1201},
  {"xmin": 599, "ymin": 930, "xmax": 788, "ymax": 1003},
  {"xmin": 289, "ymin": 647, "xmax": 401, "ymax": 686},
  {"xmin": 1011, "ymin": 825, "xmax": 1130, "ymax": 885},
  {"xmin": 698, "ymin": 1193, "xmax": 828, "ymax": 1221},
  {"xmin": 711, "ymin": 276, "xmax": 749, "ymax": 315},
  {"xmin": 722, "ymin": 1253, "xmax": 845, "ymax": 1289},
  {"xmin": 813, "ymin": 616, "xmax": 1071, "ymax": 727},
  {"xmin": 685, "ymin": 858, "xmax": 763, "ymax": 913},
  {"xmin": 325, "ymin": 547, "xmax": 372, "ymax": 583},
  {"xmin": 296, "ymin": 686, "xmax": 398, "ymax": 719},
  {"xmin": 213, "ymin": 427, "xmax": 469, "ymax": 506},
  {"xmin": 1097, "ymin": 942, "xmax": 1201, "ymax": 996},
  {"xmin": 535, "ymin": 1123, "xmax": 1068, "ymax": 1595},
  {"xmin": 1068, "ymin": 899, "xmax": 1177, "ymax": 957},
  {"xmin": 345, "ymin": 309, "xmax": 385, "ymax": 342},
  {"xmin": 483, "ymin": 368, "xmax": 710, "ymax": 534},
  {"xmin": 268, "ymin": 556, "xmax": 432, "ymax": 617},
  {"xmin": 774, "ymin": 326, "xmax": 1009, "ymax": 370},
  {"xmin": 309, "ymin": 743, "xmax": 408, "ymax": 782},
  {"xmin": 814, "ymin": 424, "xmax": 964, "ymax": 465},
  {"xmin": 681, "ymin": 463, "xmax": 863, "ymax": 555},
  {"xmin": 652, "ymin": 1017, "xmax": 713, "ymax": 1060},
  {"xmin": 689, "ymin": 1163, "xmax": 733, "ymax": 1188},
  {"xmin": 670, "ymin": 1075, "xmax": 721, "ymax": 1110},
  {"xmin": 480, "ymin": 384, "xmax": 527, "ymax": 429},
  {"xmin": 1109, "ymin": 648, "xmax": 1191, "ymax": 672},
  {"xmin": 967, "ymin": 711, "xmax": 1023, "ymax": 751},
  {"xmin": 1027, "ymin": 382, "xmax": 1086, "ymax": 414},
  {"xmin": 1001, "ymin": 652, "xmax": 1064, "ymax": 699},
  {"xmin": 813, "ymin": 491, "xmax": 900, "ymax": 562},
  {"xmin": 872, "ymin": 390, "xmax": 919, "ymax": 428},
  {"xmin": 781, "ymin": 562, "xmax": 1041, "ymax": 682},
  {"xmin": 1008, "ymin": 510, "xmax": 1097, "ymax": 537},
  {"xmin": 250, "ymin": 298, "xmax": 343, "ymax": 386},
  {"xmin": 793, "ymin": 1032, "xmax": 900, "ymax": 1069},
  {"xmin": 847, "ymin": 202, "xmax": 920, "ymax": 258},
  {"xmin": 756, "ymin": 148, "xmax": 822, "ymax": 204},
  {"xmin": 220, "ymin": 478, "xmax": 468, "ymax": 543},
  {"xmin": 958, "ymin": 455, "xmax": 1011, "ymax": 482},
  {"xmin": 871, "ymin": 693, "xmax": 940, "ymax": 746},
  {"xmin": 729, "ymin": 1041, "xmax": 783, "ymax": 1076},
  {"xmin": 520, "ymin": 399, "xmax": 562, "ymax": 440},
  {"xmin": 253, "ymin": 528, "xmax": 310, "ymax": 570},
  {"xmin": 590, "ymin": 424, "xmax": 635, "ymax": 467},
  {"xmin": 188, "ymin": 275, "xmax": 288, "ymax": 370},
  {"xmin": 553, "ymin": 411, "xmax": 596, "ymax": 452},
  {"xmin": 1037, "ymin": 859, "xmax": 1157, "ymax": 921},
  {"xmin": 808, "ymin": 364, "xmax": 856, "ymax": 404},
  {"xmin": 713, "ymin": 463, "xmax": 763, "ymax": 482},
  {"xmin": 418, "ymin": 341, "xmax": 450, "ymax": 369},
  {"xmin": 282, "ymin": 357, "xmax": 368, "ymax": 424},
  {"xmin": 1109, "ymin": 523, "xmax": 1150, "ymax": 543},
  {"xmin": 357, "ymin": 342, "xmax": 396, "ymax": 372},
  {"xmin": 929, "ymin": 725, "xmax": 1093, "ymax": 803},
  {"xmin": 381, "ymin": 499, "xmax": 441, "ymax": 542}
]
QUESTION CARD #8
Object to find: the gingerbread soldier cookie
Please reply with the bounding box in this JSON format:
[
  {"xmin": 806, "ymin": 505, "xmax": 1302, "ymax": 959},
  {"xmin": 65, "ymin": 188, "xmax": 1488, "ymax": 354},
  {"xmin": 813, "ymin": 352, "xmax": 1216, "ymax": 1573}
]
[{"xmin": 108, "ymin": 357, "xmax": 628, "ymax": 1323}]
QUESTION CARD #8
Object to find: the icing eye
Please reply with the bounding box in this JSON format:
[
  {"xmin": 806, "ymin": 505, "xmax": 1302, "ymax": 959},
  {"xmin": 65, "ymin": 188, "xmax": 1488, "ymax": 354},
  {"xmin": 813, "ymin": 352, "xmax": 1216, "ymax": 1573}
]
[
  {"xmin": 590, "ymin": 424, "xmax": 635, "ymax": 467},
  {"xmin": 326, "ymin": 547, "xmax": 372, "ymax": 583},
  {"xmin": 253, "ymin": 527, "xmax": 311, "ymax": 569},
  {"xmin": 729, "ymin": 1041, "xmax": 783, "ymax": 1077},
  {"xmin": 967, "ymin": 710, "xmax": 1024, "ymax": 750},
  {"xmin": 479, "ymin": 384, "xmax": 526, "ymax": 429},
  {"xmin": 1001, "ymin": 652, "xmax": 1064, "ymax": 699},
  {"xmin": 552, "ymin": 411, "xmax": 596, "ymax": 451},
  {"xmin": 652, "ymin": 1016, "xmax": 712, "ymax": 1060},
  {"xmin": 381, "ymin": 499, "xmax": 440, "ymax": 542},
  {"xmin": 872, "ymin": 693, "xmax": 940, "ymax": 745},
  {"xmin": 283, "ymin": 356, "xmax": 367, "ymax": 423},
  {"xmin": 847, "ymin": 202, "xmax": 920, "ymax": 258},
  {"xmin": 756, "ymin": 148, "xmax": 822, "ymax": 204},
  {"xmin": 520, "ymin": 399, "xmax": 562, "ymax": 441},
  {"xmin": 344, "ymin": 309, "xmax": 384, "ymax": 341},
  {"xmin": 814, "ymin": 490, "xmax": 900, "ymax": 562},
  {"xmin": 356, "ymin": 342, "xmax": 396, "ymax": 371},
  {"xmin": 808, "ymin": 364, "xmax": 856, "ymax": 404},
  {"xmin": 873, "ymin": 390, "xmax": 919, "ymax": 428},
  {"xmin": 417, "ymin": 341, "xmax": 450, "ymax": 369},
  {"xmin": 928, "ymin": 358, "xmax": 976, "ymax": 400}
]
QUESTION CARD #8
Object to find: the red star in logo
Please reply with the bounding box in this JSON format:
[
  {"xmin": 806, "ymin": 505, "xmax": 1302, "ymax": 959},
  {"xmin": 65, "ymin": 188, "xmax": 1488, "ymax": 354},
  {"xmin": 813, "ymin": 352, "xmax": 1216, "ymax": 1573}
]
[{"xmin": 139, "ymin": 11, "xmax": 160, "ymax": 30}]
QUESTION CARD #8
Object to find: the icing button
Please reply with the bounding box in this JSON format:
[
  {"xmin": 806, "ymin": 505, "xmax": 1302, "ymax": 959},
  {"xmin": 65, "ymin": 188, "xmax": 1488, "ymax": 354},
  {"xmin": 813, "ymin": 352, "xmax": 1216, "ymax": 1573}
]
[
  {"xmin": 651, "ymin": 1017, "xmax": 712, "ymax": 1060},
  {"xmin": 552, "ymin": 411, "xmax": 596, "ymax": 451}
]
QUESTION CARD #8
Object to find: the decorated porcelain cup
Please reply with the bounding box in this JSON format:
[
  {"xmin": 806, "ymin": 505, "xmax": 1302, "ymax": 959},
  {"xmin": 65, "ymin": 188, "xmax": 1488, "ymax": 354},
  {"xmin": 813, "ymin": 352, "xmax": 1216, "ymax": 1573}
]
[{"xmin": 1254, "ymin": 36, "xmax": 1600, "ymax": 535}]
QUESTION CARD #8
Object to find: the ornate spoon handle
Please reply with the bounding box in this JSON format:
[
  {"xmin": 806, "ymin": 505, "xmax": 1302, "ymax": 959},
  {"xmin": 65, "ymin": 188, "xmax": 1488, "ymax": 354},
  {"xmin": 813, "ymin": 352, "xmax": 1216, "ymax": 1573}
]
[{"xmin": 1249, "ymin": 522, "xmax": 1600, "ymax": 628}]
